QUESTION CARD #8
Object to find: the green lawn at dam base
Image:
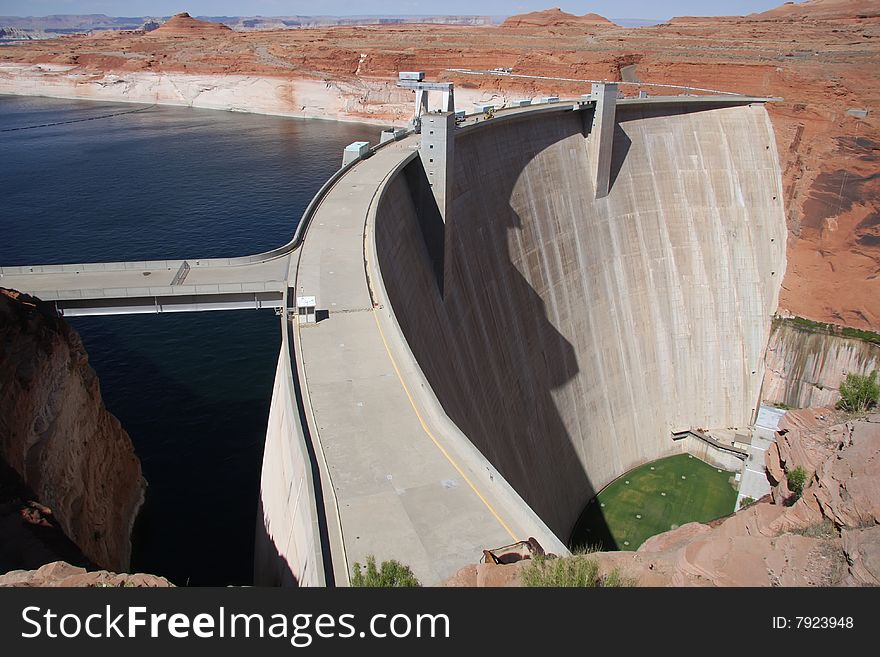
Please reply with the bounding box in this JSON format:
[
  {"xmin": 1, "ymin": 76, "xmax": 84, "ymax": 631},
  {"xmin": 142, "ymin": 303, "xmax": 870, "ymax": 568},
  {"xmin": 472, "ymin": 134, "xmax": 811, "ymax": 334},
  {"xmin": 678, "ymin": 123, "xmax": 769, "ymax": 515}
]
[{"xmin": 571, "ymin": 454, "xmax": 738, "ymax": 551}]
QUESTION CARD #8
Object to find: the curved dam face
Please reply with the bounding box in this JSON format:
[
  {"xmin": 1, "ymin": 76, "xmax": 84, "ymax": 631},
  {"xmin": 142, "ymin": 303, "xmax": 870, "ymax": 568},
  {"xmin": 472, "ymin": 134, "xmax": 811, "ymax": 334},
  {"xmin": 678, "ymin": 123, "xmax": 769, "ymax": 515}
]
[{"xmin": 375, "ymin": 101, "xmax": 786, "ymax": 539}]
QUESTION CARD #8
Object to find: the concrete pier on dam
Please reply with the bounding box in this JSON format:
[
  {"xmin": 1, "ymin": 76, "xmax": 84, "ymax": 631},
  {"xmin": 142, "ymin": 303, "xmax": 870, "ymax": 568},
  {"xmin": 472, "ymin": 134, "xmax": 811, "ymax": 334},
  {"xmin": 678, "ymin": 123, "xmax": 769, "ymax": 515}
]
[
  {"xmin": 371, "ymin": 93, "xmax": 787, "ymax": 544},
  {"xmin": 3, "ymin": 89, "xmax": 787, "ymax": 586}
]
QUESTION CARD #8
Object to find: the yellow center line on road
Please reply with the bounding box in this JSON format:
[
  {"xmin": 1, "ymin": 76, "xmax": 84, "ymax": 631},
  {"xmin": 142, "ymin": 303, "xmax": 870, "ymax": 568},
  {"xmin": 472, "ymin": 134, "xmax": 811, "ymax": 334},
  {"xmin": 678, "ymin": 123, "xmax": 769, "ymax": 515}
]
[{"xmin": 370, "ymin": 307, "xmax": 519, "ymax": 543}]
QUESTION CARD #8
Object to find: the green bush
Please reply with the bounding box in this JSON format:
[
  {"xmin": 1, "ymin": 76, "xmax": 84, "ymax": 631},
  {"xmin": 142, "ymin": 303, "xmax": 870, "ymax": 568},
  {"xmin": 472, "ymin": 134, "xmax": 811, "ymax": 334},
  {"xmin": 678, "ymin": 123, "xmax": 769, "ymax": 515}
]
[
  {"xmin": 351, "ymin": 556, "xmax": 420, "ymax": 587},
  {"xmin": 787, "ymin": 466, "xmax": 808, "ymax": 500},
  {"xmin": 837, "ymin": 370, "xmax": 879, "ymax": 413},
  {"xmin": 520, "ymin": 555, "xmax": 635, "ymax": 587}
]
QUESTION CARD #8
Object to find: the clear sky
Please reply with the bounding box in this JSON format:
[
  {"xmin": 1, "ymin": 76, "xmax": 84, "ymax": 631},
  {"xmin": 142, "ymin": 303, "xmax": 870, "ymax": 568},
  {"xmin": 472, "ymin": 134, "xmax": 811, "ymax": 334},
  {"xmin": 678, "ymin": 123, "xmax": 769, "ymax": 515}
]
[{"xmin": 0, "ymin": 1, "xmax": 792, "ymax": 20}]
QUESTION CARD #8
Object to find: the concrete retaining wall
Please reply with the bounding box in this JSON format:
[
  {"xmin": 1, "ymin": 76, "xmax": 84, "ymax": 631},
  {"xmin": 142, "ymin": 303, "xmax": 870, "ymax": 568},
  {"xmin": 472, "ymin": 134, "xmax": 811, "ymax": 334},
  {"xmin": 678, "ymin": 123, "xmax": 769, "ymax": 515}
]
[
  {"xmin": 762, "ymin": 321, "xmax": 880, "ymax": 409},
  {"xmin": 375, "ymin": 102, "xmax": 786, "ymax": 540},
  {"xmin": 254, "ymin": 315, "xmax": 324, "ymax": 587},
  {"xmin": 678, "ymin": 435, "xmax": 746, "ymax": 472}
]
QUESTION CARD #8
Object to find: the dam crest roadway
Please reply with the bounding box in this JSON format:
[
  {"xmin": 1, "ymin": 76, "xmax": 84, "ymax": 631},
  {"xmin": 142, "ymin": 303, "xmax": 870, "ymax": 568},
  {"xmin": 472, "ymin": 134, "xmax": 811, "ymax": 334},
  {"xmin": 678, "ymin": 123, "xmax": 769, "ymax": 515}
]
[{"xmin": 2, "ymin": 88, "xmax": 787, "ymax": 586}]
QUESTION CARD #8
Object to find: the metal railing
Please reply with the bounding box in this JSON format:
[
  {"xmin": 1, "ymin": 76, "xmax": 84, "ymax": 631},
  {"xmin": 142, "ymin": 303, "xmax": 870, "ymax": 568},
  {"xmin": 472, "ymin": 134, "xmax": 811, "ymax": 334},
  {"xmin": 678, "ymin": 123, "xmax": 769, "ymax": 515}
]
[
  {"xmin": 170, "ymin": 260, "xmax": 191, "ymax": 286},
  {"xmin": 23, "ymin": 280, "xmax": 285, "ymax": 301},
  {"xmin": 445, "ymin": 68, "xmax": 745, "ymax": 96}
]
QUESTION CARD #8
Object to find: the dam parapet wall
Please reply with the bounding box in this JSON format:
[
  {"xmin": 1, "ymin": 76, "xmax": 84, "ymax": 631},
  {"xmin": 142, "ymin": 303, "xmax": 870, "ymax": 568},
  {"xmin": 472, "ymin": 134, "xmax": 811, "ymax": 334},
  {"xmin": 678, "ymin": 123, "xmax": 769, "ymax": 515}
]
[{"xmin": 375, "ymin": 99, "xmax": 787, "ymax": 539}]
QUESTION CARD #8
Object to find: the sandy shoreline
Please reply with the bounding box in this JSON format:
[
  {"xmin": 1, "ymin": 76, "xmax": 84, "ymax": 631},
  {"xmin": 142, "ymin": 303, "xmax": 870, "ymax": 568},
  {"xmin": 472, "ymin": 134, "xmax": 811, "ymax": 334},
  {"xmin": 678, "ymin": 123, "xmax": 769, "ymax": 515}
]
[{"xmin": 0, "ymin": 63, "xmax": 412, "ymax": 126}]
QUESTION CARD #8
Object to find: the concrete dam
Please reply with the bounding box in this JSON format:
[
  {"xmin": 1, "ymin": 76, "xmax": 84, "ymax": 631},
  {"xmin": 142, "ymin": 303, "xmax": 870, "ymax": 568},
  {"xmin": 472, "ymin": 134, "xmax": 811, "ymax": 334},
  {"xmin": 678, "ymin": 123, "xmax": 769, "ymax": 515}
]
[
  {"xmin": 375, "ymin": 97, "xmax": 786, "ymax": 542},
  {"xmin": 2, "ymin": 90, "xmax": 787, "ymax": 586}
]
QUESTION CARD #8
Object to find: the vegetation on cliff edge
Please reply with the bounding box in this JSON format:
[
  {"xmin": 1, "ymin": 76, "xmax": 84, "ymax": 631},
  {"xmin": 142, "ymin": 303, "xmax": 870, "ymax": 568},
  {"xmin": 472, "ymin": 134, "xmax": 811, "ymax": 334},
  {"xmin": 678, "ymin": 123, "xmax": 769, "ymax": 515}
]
[
  {"xmin": 837, "ymin": 370, "xmax": 879, "ymax": 413},
  {"xmin": 775, "ymin": 316, "xmax": 880, "ymax": 346},
  {"xmin": 351, "ymin": 556, "xmax": 420, "ymax": 587},
  {"xmin": 520, "ymin": 553, "xmax": 636, "ymax": 587},
  {"xmin": 787, "ymin": 465, "xmax": 809, "ymax": 501}
]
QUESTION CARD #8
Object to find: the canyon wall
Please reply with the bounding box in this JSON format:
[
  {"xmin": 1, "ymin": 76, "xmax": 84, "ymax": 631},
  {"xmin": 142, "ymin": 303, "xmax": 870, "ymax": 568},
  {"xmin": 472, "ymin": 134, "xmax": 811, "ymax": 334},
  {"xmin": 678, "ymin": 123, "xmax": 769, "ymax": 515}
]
[
  {"xmin": 762, "ymin": 322, "xmax": 880, "ymax": 408},
  {"xmin": 375, "ymin": 102, "xmax": 786, "ymax": 538},
  {"xmin": 0, "ymin": 290, "xmax": 145, "ymax": 572},
  {"xmin": 0, "ymin": 64, "xmax": 409, "ymax": 126},
  {"xmin": 0, "ymin": 560, "xmax": 172, "ymax": 587},
  {"xmin": 0, "ymin": 64, "xmax": 531, "ymax": 127}
]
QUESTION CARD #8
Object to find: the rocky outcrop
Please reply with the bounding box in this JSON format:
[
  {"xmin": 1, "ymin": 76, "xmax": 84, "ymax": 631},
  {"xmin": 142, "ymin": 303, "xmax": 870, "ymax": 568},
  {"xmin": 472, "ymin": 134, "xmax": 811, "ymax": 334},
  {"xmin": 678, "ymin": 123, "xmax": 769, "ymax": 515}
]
[
  {"xmin": 0, "ymin": 560, "xmax": 171, "ymax": 587},
  {"xmin": 147, "ymin": 12, "xmax": 231, "ymax": 36},
  {"xmin": 762, "ymin": 321, "xmax": 880, "ymax": 408},
  {"xmin": 0, "ymin": 289, "xmax": 145, "ymax": 573},
  {"xmin": 754, "ymin": 0, "xmax": 880, "ymax": 19},
  {"xmin": 446, "ymin": 409, "xmax": 879, "ymax": 586},
  {"xmin": 0, "ymin": 27, "xmax": 51, "ymax": 41},
  {"xmin": 769, "ymin": 408, "xmax": 880, "ymax": 527},
  {"xmin": 0, "ymin": 459, "xmax": 91, "ymax": 573},
  {"xmin": 841, "ymin": 526, "xmax": 880, "ymax": 586},
  {"xmin": 500, "ymin": 8, "xmax": 614, "ymax": 29}
]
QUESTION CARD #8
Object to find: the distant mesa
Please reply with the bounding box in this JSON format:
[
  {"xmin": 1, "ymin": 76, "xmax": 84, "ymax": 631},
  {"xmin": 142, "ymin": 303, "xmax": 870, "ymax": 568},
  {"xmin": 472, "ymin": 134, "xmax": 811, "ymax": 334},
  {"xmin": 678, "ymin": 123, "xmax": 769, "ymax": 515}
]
[
  {"xmin": 148, "ymin": 11, "xmax": 232, "ymax": 35},
  {"xmin": 669, "ymin": 0, "xmax": 880, "ymax": 22},
  {"xmin": 754, "ymin": 0, "xmax": 880, "ymax": 19},
  {"xmin": 501, "ymin": 8, "xmax": 615, "ymax": 29}
]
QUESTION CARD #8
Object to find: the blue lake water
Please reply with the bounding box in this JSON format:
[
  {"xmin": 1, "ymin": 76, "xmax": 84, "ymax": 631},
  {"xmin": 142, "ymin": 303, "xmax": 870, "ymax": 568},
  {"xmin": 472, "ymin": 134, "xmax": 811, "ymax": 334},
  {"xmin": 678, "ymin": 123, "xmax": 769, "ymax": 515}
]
[{"xmin": 0, "ymin": 95, "xmax": 381, "ymax": 585}]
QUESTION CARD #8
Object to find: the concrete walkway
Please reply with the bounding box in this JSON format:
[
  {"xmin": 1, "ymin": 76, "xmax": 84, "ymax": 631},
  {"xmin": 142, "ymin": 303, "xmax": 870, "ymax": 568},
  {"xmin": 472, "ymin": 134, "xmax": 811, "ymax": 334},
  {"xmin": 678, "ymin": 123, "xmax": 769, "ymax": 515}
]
[
  {"xmin": 736, "ymin": 405, "xmax": 784, "ymax": 509},
  {"xmin": 0, "ymin": 256, "xmax": 288, "ymax": 294},
  {"xmin": 293, "ymin": 138, "xmax": 555, "ymax": 585}
]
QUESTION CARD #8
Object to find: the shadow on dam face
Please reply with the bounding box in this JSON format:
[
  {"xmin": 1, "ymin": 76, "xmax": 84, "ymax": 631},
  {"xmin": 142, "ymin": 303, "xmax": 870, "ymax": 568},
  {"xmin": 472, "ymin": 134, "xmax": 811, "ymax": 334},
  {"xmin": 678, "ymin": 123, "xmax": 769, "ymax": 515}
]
[
  {"xmin": 402, "ymin": 157, "xmax": 446, "ymax": 296},
  {"xmin": 254, "ymin": 497, "xmax": 297, "ymax": 586},
  {"xmin": 375, "ymin": 102, "xmax": 786, "ymax": 546},
  {"xmin": 377, "ymin": 116, "xmax": 607, "ymax": 544},
  {"xmin": 609, "ymin": 123, "xmax": 632, "ymax": 192}
]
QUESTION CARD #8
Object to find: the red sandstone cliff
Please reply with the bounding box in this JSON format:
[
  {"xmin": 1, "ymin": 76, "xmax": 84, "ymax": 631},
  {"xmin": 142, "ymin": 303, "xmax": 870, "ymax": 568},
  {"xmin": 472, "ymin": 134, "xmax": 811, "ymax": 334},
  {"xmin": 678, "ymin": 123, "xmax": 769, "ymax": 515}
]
[
  {"xmin": 0, "ymin": 289, "xmax": 145, "ymax": 573},
  {"xmin": 761, "ymin": 322, "xmax": 880, "ymax": 408},
  {"xmin": 500, "ymin": 8, "xmax": 615, "ymax": 29},
  {"xmin": 753, "ymin": 0, "xmax": 880, "ymax": 19},
  {"xmin": 0, "ymin": 560, "xmax": 171, "ymax": 587},
  {"xmin": 147, "ymin": 12, "xmax": 232, "ymax": 36}
]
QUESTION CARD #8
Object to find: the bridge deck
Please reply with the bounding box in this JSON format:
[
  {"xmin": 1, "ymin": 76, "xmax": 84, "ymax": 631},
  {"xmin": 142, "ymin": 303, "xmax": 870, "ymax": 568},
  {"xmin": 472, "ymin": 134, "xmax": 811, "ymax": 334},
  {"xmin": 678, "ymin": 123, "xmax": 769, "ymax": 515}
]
[
  {"xmin": 293, "ymin": 138, "xmax": 557, "ymax": 585},
  {"xmin": 0, "ymin": 255, "xmax": 290, "ymax": 314}
]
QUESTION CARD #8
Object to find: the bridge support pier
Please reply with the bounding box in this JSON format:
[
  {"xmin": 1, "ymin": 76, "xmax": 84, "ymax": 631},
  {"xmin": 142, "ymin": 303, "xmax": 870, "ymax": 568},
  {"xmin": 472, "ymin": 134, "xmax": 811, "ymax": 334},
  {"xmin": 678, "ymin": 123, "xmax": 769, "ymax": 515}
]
[
  {"xmin": 414, "ymin": 88, "xmax": 430, "ymax": 120},
  {"xmin": 419, "ymin": 111, "xmax": 455, "ymax": 294},
  {"xmin": 397, "ymin": 77, "xmax": 455, "ymax": 133},
  {"xmin": 588, "ymin": 82, "xmax": 618, "ymax": 199},
  {"xmin": 419, "ymin": 112, "xmax": 455, "ymax": 227}
]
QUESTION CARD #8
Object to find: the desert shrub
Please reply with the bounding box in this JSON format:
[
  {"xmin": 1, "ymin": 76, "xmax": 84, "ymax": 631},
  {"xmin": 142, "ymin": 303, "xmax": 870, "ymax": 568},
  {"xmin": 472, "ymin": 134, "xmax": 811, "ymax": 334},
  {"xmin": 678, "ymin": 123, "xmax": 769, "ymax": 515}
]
[
  {"xmin": 351, "ymin": 555, "xmax": 420, "ymax": 587},
  {"xmin": 837, "ymin": 370, "xmax": 879, "ymax": 413},
  {"xmin": 787, "ymin": 465, "xmax": 808, "ymax": 500},
  {"xmin": 796, "ymin": 519, "xmax": 837, "ymax": 539},
  {"xmin": 520, "ymin": 555, "xmax": 634, "ymax": 587}
]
